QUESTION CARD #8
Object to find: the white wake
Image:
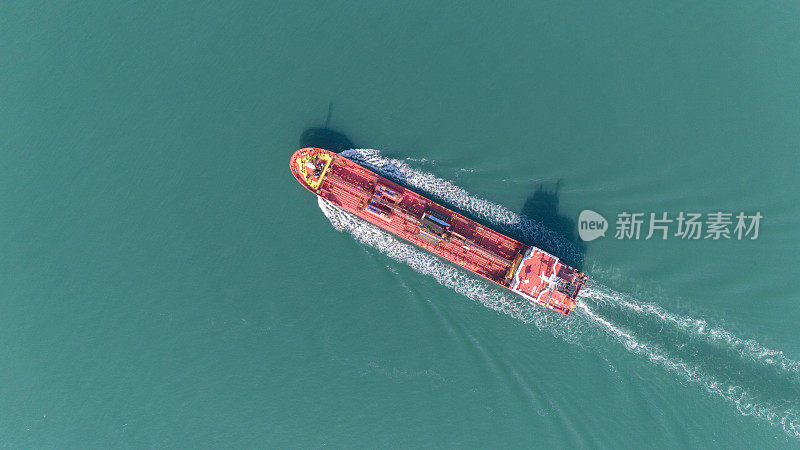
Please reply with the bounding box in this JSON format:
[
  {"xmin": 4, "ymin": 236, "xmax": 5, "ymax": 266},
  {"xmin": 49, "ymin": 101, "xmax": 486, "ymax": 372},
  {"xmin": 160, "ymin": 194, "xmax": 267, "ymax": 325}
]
[{"xmin": 316, "ymin": 149, "xmax": 800, "ymax": 438}]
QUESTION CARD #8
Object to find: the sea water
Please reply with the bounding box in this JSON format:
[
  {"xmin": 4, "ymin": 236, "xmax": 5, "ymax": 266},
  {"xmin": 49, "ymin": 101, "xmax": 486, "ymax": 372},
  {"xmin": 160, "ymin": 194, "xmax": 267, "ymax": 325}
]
[{"xmin": 2, "ymin": 1, "xmax": 799, "ymax": 447}]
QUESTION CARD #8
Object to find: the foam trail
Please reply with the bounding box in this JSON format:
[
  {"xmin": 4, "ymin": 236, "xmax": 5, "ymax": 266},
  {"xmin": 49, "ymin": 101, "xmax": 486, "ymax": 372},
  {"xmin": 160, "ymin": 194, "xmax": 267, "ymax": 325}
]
[
  {"xmin": 576, "ymin": 303, "xmax": 800, "ymax": 437},
  {"xmin": 580, "ymin": 285, "xmax": 800, "ymax": 377},
  {"xmin": 342, "ymin": 149, "xmax": 800, "ymax": 378},
  {"xmin": 318, "ymin": 149, "xmax": 800, "ymax": 438},
  {"xmin": 320, "ymin": 196, "xmax": 800, "ymax": 438}
]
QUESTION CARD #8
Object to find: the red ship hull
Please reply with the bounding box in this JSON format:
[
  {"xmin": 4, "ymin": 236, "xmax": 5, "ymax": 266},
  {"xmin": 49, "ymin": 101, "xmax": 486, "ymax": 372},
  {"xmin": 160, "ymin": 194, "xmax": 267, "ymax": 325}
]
[{"xmin": 290, "ymin": 148, "xmax": 587, "ymax": 314}]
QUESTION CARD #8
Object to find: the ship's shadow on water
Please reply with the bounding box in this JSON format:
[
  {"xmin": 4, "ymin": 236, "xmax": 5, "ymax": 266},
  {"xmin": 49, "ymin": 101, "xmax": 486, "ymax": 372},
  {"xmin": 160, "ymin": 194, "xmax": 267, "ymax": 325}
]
[
  {"xmin": 298, "ymin": 103, "xmax": 358, "ymax": 153},
  {"xmin": 299, "ymin": 127, "xmax": 356, "ymax": 153},
  {"xmin": 298, "ymin": 124, "xmax": 585, "ymax": 270},
  {"xmin": 517, "ymin": 185, "xmax": 586, "ymax": 270}
]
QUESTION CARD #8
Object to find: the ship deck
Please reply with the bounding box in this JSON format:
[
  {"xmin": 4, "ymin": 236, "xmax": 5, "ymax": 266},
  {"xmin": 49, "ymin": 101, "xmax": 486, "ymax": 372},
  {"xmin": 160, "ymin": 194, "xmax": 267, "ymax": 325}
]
[{"xmin": 314, "ymin": 152, "xmax": 527, "ymax": 285}]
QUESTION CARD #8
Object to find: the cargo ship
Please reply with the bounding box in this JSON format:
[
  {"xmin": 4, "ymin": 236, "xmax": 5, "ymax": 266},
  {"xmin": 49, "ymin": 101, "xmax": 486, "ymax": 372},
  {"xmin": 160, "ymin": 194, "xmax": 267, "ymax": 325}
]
[{"xmin": 290, "ymin": 148, "xmax": 587, "ymax": 314}]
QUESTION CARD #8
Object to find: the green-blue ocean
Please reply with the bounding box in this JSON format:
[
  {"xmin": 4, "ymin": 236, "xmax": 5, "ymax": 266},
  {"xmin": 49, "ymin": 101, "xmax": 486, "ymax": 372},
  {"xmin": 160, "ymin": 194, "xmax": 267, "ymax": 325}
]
[{"xmin": 3, "ymin": 1, "xmax": 799, "ymax": 447}]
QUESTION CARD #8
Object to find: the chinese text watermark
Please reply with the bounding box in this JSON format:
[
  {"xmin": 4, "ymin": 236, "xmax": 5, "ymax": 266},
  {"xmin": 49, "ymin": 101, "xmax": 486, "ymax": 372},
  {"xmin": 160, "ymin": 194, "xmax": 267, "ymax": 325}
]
[{"xmin": 579, "ymin": 211, "xmax": 762, "ymax": 241}]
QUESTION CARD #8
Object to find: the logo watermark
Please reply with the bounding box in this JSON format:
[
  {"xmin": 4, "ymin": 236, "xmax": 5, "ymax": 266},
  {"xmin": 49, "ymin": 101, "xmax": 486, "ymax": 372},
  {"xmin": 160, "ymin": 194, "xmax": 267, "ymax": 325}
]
[
  {"xmin": 578, "ymin": 210, "xmax": 608, "ymax": 242},
  {"xmin": 578, "ymin": 210, "xmax": 762, "ymax": 241}
]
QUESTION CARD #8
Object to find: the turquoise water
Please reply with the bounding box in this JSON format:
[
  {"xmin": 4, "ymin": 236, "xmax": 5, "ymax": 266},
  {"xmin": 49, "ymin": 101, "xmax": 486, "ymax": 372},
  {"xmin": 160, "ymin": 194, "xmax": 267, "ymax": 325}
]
[{"xmin": 3, "ymin": 1, "xmax": 800, "ymax": 447}]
